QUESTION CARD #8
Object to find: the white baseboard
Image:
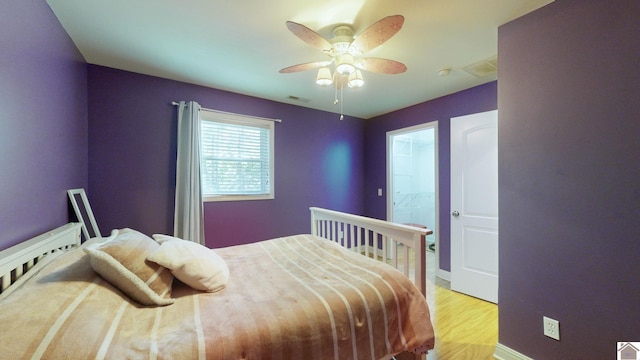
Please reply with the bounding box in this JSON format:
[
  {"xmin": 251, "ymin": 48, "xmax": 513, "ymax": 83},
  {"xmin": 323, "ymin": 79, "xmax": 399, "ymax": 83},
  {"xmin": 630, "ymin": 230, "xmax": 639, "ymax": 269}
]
[
  {"xmin": 494, "ymin": 343, "xmax": 534, "ymax": 360},
  {"xmin": 437, "ymin": 269, "xmax": 450, "ymax": 281}
]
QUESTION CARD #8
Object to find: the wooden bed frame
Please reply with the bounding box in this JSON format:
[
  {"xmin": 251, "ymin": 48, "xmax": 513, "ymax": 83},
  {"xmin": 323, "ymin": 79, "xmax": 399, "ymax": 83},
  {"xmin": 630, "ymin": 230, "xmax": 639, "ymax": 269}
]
[
  {"xmin": 0, "ymin": 209, "xmax": 432, "ymax": 360},
  {"xmin": 0, "ymin": 222, "xmax": 82, "ymax": 293},
  {"xmin": 1, "ymin": 208, "xmax": 431, "ymax": 299},
  {"xmin": 310, "ymin": 207, "xmax": 430, "ymax": 297}
]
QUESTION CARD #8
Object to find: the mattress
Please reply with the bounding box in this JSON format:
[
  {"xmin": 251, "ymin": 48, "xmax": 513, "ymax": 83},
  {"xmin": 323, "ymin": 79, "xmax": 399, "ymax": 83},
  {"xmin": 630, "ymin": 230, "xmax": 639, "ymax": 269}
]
[{"xmin": 0, "ymin": 234, "xmax": 434, "ymax": 359}]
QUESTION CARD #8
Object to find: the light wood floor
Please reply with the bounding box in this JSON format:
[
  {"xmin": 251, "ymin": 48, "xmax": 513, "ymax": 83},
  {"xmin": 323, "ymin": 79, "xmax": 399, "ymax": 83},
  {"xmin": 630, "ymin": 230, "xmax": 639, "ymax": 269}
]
[{"xmin": 424, "ymin": 251, "xmax": 498, "ymax": 360}]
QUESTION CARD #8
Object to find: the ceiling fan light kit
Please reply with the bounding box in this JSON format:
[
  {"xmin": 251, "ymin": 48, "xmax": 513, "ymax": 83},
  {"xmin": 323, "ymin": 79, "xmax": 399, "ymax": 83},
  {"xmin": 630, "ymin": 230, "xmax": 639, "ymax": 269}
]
[
  {"xmin": 280, "ymin": 15, "xmax": 406, "ymax": 86},
  {"xmin": 281, "ymin": 15, "xmax": 406, "ymax": 118},
  {"xmin": 348, "ymin": 70, "xmax": 364, "ymax": 88},
  {"xmin": 335, "ymin": 53, "xmax": 356, "ymax": 75},
  {"xmin": 315, "ymin": 67, "xmax": 334, "ymax": 86}
]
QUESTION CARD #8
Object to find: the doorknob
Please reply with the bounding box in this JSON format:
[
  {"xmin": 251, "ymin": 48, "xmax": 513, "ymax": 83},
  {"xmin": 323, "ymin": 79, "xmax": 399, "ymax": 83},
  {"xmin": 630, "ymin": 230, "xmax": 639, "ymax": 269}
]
[{"xmin": 452, "ymin": 210, "xmax": 460, "ymax": 217}]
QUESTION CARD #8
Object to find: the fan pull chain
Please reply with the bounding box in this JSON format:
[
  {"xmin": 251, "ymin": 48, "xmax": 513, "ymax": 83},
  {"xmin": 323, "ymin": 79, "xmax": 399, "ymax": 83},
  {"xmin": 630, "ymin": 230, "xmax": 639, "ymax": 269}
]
[
  {"xmin": 340, "ymin": 85, "xmax": 344, "ymax": 120},
  {"xmin": 332, "ymin": 77, "xmax": 344, "ymax": 120}
]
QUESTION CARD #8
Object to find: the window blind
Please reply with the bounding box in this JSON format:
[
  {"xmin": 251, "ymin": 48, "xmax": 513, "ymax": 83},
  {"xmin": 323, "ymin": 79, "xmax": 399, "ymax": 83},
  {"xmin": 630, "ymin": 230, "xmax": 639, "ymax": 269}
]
[{"xmin": 200, "ymin": 119, "xmax": 271, "ymax": 197}]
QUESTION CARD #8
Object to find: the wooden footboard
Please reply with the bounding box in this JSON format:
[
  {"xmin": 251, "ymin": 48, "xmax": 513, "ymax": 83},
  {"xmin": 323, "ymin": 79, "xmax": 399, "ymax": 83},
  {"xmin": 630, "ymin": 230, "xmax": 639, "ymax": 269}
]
[
  {"xmin": 0, "ymin": 223, "xmax": 82, "ymax": 293},
  {"xmin": 310, "ymin": 207, "xmax": 431, "ymax": 297}
]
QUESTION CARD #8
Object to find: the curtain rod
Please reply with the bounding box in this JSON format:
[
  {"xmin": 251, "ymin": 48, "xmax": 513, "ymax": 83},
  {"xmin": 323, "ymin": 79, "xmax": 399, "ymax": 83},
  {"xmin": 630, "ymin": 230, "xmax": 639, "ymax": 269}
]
[{"xmin": 171, "ymin": 101, "xmax": 282, "ymax": 123}]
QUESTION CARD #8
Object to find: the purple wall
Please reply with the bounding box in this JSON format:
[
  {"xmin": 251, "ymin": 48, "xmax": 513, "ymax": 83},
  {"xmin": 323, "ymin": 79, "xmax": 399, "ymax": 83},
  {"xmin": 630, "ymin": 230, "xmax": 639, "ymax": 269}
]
[
  {"xmin": 498, "ymin": 0, "xmax": 640, "ymax": 358},
  {"xmin": 5, "ymin": 3, "xmax": 637, "ymax": 357},
  {"xmin": 0, "ymin": 1, "xmax": 87, "ymax": 250},
  {"xmin": 364, "ymin": 82, "xmax": 497, "ymax": 271},
  {"xmin": 88, "ymin": 66, "xmax": 365, "ymax": 248}
]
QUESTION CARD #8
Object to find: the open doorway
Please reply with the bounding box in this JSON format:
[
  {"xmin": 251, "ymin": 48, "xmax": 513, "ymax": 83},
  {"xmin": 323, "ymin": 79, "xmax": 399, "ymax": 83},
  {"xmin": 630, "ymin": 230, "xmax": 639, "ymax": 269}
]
[{"xmin": 387, "ymin": 121, "xmax": 439, "ymax": 272}]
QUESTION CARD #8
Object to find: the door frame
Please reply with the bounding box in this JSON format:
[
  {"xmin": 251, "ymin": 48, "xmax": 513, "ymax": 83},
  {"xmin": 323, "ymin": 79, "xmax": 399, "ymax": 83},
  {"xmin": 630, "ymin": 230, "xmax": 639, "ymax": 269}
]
[{"xmin": 386, "ymin": 121, "xmax": 440, "ymax": 276}]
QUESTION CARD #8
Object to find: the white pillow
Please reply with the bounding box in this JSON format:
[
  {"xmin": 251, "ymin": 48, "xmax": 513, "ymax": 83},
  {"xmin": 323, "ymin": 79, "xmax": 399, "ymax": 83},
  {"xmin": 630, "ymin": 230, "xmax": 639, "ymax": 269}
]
[{"xmin": 148, "ymin": 235, "xmax": 229, "ymax": 293}]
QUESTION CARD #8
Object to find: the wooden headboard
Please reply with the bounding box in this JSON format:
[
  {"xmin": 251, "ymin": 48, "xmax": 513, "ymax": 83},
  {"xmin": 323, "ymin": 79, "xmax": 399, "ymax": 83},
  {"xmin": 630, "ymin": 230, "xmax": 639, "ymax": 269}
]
[{"xmin": 0, "ymin": 223, "xmax": 82, "ymax": 293}]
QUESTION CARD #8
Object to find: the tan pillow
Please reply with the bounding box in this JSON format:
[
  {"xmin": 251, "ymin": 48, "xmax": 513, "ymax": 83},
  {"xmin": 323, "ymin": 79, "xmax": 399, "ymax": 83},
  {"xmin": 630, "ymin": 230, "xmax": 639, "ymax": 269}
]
[
  {"xmin": 84, "ymin": 228, "xmax": 174, "ymax": 306},
  {"xmin": 148, "ymin": 235, "xmax": 229, "ymax": 293}
]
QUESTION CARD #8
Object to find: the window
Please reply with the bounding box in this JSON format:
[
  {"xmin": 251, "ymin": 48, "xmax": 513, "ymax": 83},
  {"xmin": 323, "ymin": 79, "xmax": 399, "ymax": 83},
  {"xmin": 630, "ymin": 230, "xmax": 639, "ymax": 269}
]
[{"xmin": 199, "ymin": 109, "xmax": 274, "ymax": 202}]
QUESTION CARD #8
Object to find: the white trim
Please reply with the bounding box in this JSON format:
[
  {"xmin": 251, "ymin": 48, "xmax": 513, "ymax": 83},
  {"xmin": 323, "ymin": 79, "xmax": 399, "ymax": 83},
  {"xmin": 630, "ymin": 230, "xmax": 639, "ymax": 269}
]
[
  {"xmin": 494, "ymin": 343, "xmax": 534, "ymax": 360},
  {"xmin": 437, "ymin": 269, "xmax": 450, "ymax": 281},
  {"xmin": 385, "ymin": 121, "xmax": 439, "ymax": 278},
  {"xmin": 171, "ymin": 102, "xmax": 282, "ymax": 123}
]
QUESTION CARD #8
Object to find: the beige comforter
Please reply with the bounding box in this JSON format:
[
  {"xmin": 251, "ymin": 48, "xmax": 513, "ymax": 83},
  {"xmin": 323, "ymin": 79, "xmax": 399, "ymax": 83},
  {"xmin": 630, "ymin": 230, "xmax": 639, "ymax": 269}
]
[{"xmin": 0, "ymin": 234, "xmax": 434, "ymax": 359}]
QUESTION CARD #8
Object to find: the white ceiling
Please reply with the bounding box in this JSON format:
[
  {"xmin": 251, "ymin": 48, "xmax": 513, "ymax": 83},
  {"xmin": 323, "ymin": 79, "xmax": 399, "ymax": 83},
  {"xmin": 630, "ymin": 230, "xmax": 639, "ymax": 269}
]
[{"xmin": 46, "ymin": 0, "xmax": 553, "ymax": 119}]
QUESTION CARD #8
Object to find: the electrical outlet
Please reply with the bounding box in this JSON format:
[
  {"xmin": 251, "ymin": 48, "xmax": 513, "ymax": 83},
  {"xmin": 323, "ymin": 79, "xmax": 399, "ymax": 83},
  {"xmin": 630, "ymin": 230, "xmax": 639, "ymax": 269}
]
[{"xmin": 543, "ymin": 316, "xmax": 560, "ymax": 341}]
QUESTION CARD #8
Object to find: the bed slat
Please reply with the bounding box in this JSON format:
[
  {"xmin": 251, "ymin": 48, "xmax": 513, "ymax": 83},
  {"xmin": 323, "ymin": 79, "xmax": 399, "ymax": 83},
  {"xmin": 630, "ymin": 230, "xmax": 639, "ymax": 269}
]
[{"xmin": 310, "ymin": 207, "xmax": 431, "ymax": 297}]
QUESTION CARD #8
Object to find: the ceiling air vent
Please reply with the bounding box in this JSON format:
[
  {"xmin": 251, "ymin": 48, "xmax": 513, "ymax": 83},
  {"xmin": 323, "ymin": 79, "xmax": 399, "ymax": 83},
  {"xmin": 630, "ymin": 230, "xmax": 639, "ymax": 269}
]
[
  {"xmin": 287, "ymin": 95, "xmax": 311, "ymax": 103},
  {"xmin": 462, "ymin": 56, "xmax": 497, "ymax": 78}
]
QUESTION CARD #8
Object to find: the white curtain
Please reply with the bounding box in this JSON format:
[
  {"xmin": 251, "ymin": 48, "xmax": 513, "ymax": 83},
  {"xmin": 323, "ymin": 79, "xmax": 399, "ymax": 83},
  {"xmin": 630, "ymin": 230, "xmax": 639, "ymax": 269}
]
[{"xmin": 174, "ymin": 101, "xmax": 205, "ymax": 245}]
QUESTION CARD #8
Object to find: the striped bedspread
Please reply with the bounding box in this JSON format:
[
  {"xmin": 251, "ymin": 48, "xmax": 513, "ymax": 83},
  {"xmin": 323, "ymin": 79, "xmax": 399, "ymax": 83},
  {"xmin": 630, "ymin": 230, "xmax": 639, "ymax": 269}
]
[{"xmin": 0, "ymin": 234, "xmax": 434, "ymax": 359}]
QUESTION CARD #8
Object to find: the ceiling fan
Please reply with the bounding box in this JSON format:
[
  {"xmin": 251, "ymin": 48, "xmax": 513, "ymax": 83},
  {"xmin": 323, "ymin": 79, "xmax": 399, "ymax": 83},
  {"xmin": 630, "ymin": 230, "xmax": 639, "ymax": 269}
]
[{"xmin": 279, "ymin": 15, "xmax": 407, "ymax": 88}]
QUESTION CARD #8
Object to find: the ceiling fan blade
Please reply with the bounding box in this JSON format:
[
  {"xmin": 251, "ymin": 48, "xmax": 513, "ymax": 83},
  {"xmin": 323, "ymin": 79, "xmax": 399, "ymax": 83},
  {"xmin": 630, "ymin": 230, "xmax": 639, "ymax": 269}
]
[
  {"xmin": 286, "ymin": 21, "xmax": 333, "ymax": 52},
  {"xmin": 279, "ymin": 61, "xmax": 332, "ymax": 74},
  {"xmin": 351, "ymin": 15, "xmax": 405, "ymax": 54},
  {"xmin": 356, "ymin": 58, "xmax": 407, "ymax": 74}
]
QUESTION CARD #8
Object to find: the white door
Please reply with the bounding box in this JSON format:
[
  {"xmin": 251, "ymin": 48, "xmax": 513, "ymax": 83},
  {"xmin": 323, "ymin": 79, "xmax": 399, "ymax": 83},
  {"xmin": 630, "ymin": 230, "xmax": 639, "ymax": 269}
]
[{"xmin": 450, "ymin": 110, "xmax": 498, "ymax": 303}]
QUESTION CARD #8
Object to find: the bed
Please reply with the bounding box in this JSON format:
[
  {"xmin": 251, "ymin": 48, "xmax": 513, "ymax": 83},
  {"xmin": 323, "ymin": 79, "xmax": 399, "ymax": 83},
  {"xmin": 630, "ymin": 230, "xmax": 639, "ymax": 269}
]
[{"xmin": 0, "ymin": 207, "xmax": 434, "ymax": 360}]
